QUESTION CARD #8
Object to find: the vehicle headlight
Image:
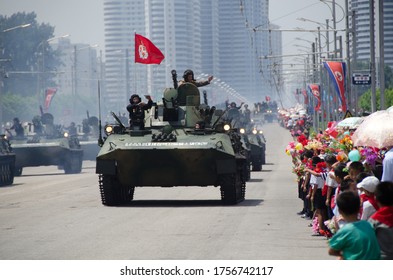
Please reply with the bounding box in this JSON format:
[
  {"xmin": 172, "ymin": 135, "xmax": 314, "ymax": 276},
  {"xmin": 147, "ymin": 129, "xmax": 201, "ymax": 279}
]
[
  {"xmin": 63, "ymin": 132, "xmax": 69, "ymax": 138},
  {"xmin": 223, "ymin": 124, "xmax": 231, "ymax": 131},
  {"xmin": 239, "ymin": 128, "xmax": 245, "ymax": 134},
  {"xmin": 105, "ymin": 125, "xmax": 114, "ymax": 135},
  {"xmin": 252, "ymin": 129, "xmax": 257, "ymax": 134},
  {"xmin": 259, "ymin": 130, "xmax": 264, "ymax": 134}
]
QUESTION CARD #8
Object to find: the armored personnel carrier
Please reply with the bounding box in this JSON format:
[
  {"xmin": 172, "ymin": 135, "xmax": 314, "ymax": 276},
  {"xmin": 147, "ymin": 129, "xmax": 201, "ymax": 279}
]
[
  {"xmin": 0, "ymin": 134, "xmax": 15, "ymax": 186},
  {"xmin": 77, "ymin": 115, "xmax": 101, "ymax": 161},
  {"xmin": 11, "ymin": 113, "xmax": 83, "ymax": 175},
  {"xmin": 96, "ymin": 71, "xmax": 248, "ymax": 206},
  {"xmin": 241, "ymin": 127, "xmax": 266, "ymax": 171}
]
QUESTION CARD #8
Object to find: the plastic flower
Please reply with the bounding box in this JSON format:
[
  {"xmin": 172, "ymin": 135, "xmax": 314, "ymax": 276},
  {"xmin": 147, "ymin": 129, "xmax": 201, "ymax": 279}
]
[{"xmin": 360, "ymin": 147, "xmax": 378, "ymax": 167}]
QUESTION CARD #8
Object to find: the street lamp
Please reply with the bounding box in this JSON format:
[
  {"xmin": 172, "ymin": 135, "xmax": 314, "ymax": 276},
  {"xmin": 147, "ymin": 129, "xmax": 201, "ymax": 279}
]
[
  {"xmin": 1, "ymin": 23, "xmax": 31, "ymax": 33},
  {"xmin": 38, "ymin": 34, "xmax": 70, "ymax": 107}
]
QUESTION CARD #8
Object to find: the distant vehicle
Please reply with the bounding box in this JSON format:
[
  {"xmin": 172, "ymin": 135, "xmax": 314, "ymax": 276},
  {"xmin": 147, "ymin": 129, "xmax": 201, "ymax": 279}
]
[
  {"xmin": 10, "ymin": 113, "xmax": 83, "ymax": 176},
  {"xmin": 0, "ymin": 135, "xmax": 15, "ymax": 186},
  {"xmin": 76, "ymin": 115, "xmax": 100, "ymax": 161},
  {"xmin": 240, "ymin": 127, "xmax": 266, "ymax": 171},
  {"xmin": 96, "ymin": 70, "xmax": 248, "ymax": 206}
]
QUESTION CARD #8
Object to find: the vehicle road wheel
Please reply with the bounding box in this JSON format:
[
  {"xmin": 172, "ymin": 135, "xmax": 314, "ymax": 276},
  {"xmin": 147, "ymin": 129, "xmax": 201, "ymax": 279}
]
[
  {"xmin": 64, "ymin": 151, "xmax": 82, "ymax": 174},
  {"xmin": 99, "ymin": 174, "xmax": 134, "ymax": 206},
  {"xmin": 220, "ymin": 172, "xmax": 244, "ymax": 205},
  {"xmin": 14, "ymin": 167, "xmax": 23, "ymax": 176}
]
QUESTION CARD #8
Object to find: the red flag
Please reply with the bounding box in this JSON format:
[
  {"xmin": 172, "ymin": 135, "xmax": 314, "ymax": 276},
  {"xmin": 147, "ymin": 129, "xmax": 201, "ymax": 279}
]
[
  {"xmin": 135, "ymin": 33, "xmax": 165, "ymax": 64},
  {"xmin": 265, "ymin": 95, "xmax": 271, "ymax": 102},
  {"xmin": 44, "ymin": 87, "xmax": 57, "ymax": 111},
  {"xmin": 323, "ymin": 61, "xmax": 347, "ymax": 112},
  {"xmin": 308, "ymin": 84, "xmax": 321, "ymax": 111},
  {"xmin": 302, "ymin": 89, "xmax": 309, "ymax": 105}
]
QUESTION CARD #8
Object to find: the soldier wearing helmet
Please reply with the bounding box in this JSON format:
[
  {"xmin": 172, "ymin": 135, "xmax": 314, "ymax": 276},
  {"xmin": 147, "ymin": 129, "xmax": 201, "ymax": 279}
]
[
  {"xmin": 126, "ymin": 94, "xmax": 153, "ymax": 130},
  {"xmin": 179, "ymin": 69, "xmax": 213, "ymax": 87}
]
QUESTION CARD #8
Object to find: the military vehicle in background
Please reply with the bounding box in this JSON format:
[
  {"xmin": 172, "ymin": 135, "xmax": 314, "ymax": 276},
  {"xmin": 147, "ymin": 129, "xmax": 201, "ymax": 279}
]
[
  {"xmin": 10, "ymin": 113, "xmax": 83, "ymax": 176},
  {"xmin": 241, "ymin": 127, "xmax": 266, "ymax": 171},
  {"xmin": 76, "ymin": 112, "xmax": 100, "ymax": 160},
  {"xmin": 96, "ymin": 70, "xmax": 248, "ymax": 206},
  {"xmin": 0, "ymin": 134, "xmax": 15, "ymax": 186}
]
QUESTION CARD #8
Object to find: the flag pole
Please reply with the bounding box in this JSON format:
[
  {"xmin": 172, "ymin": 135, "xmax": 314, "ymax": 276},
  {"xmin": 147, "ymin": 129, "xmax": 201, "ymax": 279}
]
[{"xmin": 134, "ymin": 31, "xmax": 137, "ymax": 95}]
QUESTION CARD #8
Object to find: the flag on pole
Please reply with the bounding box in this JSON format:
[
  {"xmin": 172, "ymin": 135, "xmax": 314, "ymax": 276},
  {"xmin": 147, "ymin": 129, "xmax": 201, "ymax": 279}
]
[
  {"xmin": 323, "ymin": 61, "xmax": 347, "ymax": 112},
  {"xmin": 44, "ymin": 87, "xmax": 57, "ymax": 111},
  {"xmin": 302, "ymin": 89, "xmax": 309, "ymax": 105},
  {"xmin": 135, "ymin": 33, "xmax": 165, "ymax": 64},
  {"xmin": 308, "ymin": 84, "xmax": 321, "ymax": 111}
]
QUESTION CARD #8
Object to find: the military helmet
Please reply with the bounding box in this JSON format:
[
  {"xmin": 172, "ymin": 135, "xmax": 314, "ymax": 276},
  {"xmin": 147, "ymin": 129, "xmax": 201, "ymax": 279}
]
[{"xmin": 183, "ymin": 69, "xmax": 195, "ymax": 81}]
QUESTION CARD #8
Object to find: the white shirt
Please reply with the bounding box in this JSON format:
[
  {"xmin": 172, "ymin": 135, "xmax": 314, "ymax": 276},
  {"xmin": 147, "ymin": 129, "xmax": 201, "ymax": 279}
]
[
  {"xmin": 361, "ymin": 200, "xmax": 377, "ymax": 220},
  {"xmin": 382, "ymin": 147, "xmax": 393, "ymax": 182},
  {"xmin": 326, "ymin": 170, "xmax": 338, "ymax": 188}
]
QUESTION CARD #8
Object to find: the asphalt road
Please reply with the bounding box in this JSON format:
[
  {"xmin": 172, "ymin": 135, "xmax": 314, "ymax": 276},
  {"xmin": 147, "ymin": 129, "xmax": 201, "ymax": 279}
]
[{"xmin": 0, "ymin": 122, "xmax": 334, "ymax": 260}]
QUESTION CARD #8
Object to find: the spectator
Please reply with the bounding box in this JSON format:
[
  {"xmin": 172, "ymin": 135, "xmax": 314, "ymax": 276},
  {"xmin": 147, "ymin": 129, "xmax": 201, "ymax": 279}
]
[
  {"xmin": 357, "ymin": 176, "xmax": 380, "ymax": 220},
  {"xmin": 347, "ymin": 161, "xmax": 365, "ymax": 181},
  {"xmin": 368, "ymin": 181, "xmax": 393, "ymax": 259},
  {"xmin": 328, "ymin": 191, "xmax": 380, "ymax": 260},
  {"xmin": 381, "ymin": 146, "xmax": 393, "ymax": 182}
]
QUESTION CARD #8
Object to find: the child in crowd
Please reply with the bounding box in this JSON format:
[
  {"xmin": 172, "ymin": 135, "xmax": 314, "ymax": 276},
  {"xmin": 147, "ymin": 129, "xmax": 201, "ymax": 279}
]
[
  {"xmin": 347, "ymin": 161, "xmax": 365, "ymax": 181},
  {"xmin": 324, "ymin": 155, "xmax": 338, "ymax": 219},
  {"xmin": 357, "ymin": 176, "xmax": 380, "ymax": 220},
  {"xmin": 305, "ymin": 156, "xmax": 329, "ymax": 236},
  {"xmin": 328, "ymin": 191, "xmax": 381, "ymax": 260},
  {"xmin": 368, "ymin": 181, "xmax": 393, "ymax": 259},
  {"xmin": 325, "ymin": 178, "xmax": 357, "ymax": 235}
]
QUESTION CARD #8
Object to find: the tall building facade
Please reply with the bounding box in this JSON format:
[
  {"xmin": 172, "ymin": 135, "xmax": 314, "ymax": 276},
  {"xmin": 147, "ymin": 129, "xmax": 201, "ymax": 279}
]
[
  {"xmin": 53, "ymin": 38, "xmax": 100, "ymax": 120},
  {"xmin": 351, "ymin": 0, "xmax": 393, "ymax": 69},
  {"xmin": 103, "ymin": 0, "xmax": 275, "ymax": 112}
]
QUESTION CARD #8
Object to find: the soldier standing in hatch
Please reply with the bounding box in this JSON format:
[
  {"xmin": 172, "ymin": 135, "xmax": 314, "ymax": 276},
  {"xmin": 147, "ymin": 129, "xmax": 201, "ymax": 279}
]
[
  {"xmin": 126, "ymin": 94, "xmax": 153, "ymax": 130},
  {"xmin": 179, "ymin": 69, "xmax": 213, "ymax": 87}
]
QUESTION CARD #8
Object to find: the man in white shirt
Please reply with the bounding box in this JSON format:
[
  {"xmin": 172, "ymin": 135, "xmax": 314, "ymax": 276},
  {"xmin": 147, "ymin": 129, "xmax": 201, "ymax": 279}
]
[{"xmin": 382, "ymin": 147, "xmax": 393, "ymax": 182}]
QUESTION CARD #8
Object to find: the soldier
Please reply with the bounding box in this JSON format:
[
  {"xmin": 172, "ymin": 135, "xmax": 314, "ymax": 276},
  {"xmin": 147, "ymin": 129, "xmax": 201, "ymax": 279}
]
[
  {"xmin": 126, "ymin": 94, "xmax": 153, "ymax": 130},
  {"xmin": 10, "ymin": 117, "xmax": 24, "ymax": 138},
  {"xmin": 179, "ymin": 69, "xmax": 213, "ymax": 87}
]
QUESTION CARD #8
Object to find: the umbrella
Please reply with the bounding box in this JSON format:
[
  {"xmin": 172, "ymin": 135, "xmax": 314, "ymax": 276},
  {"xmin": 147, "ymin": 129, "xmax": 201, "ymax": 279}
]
[
  {"xmin": 352, "ymin": 110, "xmax": 393, "ymax": 148},
  {"xmin": 387, "ymin": 106, "xmax": 393, "ymax": 113},
  {"xmin": 336, "ymin": 117, "xmax": 364, "ymax": 129}
]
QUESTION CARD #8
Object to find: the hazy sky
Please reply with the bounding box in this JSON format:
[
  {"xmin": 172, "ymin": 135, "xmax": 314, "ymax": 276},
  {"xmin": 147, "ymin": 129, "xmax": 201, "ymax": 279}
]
[{"xmin": 1, "ymin": 0, "xmax": 346, "ymax": 64}]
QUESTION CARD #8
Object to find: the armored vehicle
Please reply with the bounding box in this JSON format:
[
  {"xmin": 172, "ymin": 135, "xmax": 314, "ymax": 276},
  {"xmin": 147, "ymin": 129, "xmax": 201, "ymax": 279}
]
[
  {"xmin": 96, "ymin": 71, "xmax": 248, "ymax": 206},
  {"xmin": 241, "ymin": 128, "xmax": 266, "ymax": 171},
  {"xmin": 0, "ymin": 135, "xmax": 15, "ymax": 186},
  {"xmin": 11, "ymin": 113, "xmax": 83, "ymax": 175},
  {"xmin": 77, "ymin": 115, "xmax": 100, "ymax": 161}
]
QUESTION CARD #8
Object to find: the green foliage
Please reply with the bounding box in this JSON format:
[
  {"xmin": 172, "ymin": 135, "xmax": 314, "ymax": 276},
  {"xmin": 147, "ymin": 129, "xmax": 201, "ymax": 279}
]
[
  {"xmin": 2, "ymin": 92, "xmax": 40, "ymax": 122},
  {"xmin": 359, "ymin": 88, "xmax": 393, "ymax": 111},
  {"xmin": 0, "ymin": 12, "xmax": 59, "ymax": 98}
]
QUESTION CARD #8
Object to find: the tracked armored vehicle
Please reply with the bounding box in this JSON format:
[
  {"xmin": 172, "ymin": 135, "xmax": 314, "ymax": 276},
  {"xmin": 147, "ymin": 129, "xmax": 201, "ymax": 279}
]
[
  {"xmin": 96, "ymin": 71, "xmax": 248, "ymax": 206},
  {"xmin": 11, "ymin": 113, "xmax": 83, "ymax": 175},
  {"xmin": 0, "ymin": 135, "xmax": 15, "ymax": 186}
]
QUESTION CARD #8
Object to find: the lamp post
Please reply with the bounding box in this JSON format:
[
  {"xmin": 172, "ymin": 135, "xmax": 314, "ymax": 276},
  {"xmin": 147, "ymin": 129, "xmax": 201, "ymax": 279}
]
[
  {"xmin": 0, "ymin": 23, "xmax": 32, "ymax": 132},
  {"xmin": 38, "ymin": 34, "xmax": 70, "ymax": 108}
]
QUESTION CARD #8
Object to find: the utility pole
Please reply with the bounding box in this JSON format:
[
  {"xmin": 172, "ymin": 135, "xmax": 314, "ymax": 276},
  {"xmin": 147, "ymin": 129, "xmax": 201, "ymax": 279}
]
[
  {"xmin": 352, "ymin": 10, "xmax": 358, "ymax": 114},
  {"xmin": 333, "ymin": 0, "xmax": 338, "ymax": 58},
  {"xmin": 345, "ymin": 0, "xmax": 352, "ymax": 114},
  {"xmin": 378, "ymin": 0, "xmax": 385, "ymax": 110},
  {"xmin": 370, "ymin": 0, "xmax": 377, "ymax": 112}
]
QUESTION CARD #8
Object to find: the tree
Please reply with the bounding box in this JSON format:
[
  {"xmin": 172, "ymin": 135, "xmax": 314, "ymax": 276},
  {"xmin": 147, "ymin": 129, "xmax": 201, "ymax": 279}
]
[
  {"xmin": 359, "ymin": 88, "xmax": 393, "ymax": 112},
  {"xmin": 1, "ymin": 12, "xmax": 61, "ymax": 121}
]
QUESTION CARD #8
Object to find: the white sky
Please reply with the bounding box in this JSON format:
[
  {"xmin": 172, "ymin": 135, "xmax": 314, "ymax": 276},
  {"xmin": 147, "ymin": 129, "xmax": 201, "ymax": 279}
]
[{"xmin": 1, "ymin": 0, "xmax": 346, "ymax": 65}]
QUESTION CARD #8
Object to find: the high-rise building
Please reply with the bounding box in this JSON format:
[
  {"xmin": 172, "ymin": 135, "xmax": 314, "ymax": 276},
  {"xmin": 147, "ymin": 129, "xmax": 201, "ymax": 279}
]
[
  {"xmin": 351, "ymin": 0, "xmax": 393, "ymax": 69},
  {"xmin": 103, "ymin": 0, "xmax": 276, "ymax": 111}
]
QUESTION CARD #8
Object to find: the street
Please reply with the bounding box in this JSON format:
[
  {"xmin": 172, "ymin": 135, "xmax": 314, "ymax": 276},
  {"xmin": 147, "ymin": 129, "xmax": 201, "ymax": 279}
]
[{"xmin": 0, "ymin": 122, "xmax": 334, "ymax": 260}]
